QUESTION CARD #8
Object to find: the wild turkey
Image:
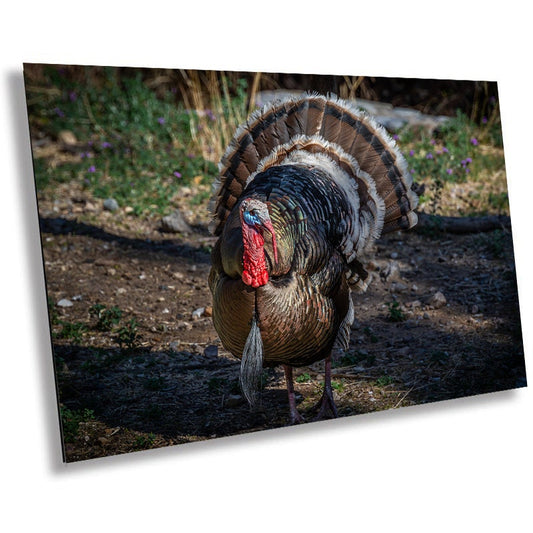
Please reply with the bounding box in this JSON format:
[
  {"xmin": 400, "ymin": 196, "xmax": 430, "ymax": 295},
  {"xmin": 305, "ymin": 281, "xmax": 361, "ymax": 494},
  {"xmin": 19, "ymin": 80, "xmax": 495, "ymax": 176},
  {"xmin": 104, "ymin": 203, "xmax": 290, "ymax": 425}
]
[{"xmin": 208, "ymin": 93, "xmax": 418, "ymax": 423}]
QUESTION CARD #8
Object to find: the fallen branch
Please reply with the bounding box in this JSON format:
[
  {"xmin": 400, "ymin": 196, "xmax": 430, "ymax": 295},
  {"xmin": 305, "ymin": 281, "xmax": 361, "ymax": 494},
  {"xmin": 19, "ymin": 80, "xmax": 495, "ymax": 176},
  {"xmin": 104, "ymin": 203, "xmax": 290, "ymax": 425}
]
[{"xmin": 415, "ymin": 213, "xmax": 511, "ymax": 234}]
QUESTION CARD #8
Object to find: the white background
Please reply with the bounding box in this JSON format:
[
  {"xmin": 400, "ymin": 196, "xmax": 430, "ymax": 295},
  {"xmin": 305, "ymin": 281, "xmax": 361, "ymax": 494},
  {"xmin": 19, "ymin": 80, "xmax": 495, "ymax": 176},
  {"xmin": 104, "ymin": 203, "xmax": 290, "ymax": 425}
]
[{"xmin": 1, "ymin": 2, "xmax": 531, "ymax": 531}]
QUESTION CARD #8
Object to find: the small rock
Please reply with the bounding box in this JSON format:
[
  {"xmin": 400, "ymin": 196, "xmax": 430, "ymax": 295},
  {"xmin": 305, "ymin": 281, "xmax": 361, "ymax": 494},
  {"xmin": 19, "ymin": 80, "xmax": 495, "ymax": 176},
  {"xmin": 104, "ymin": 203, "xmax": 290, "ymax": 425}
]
[
  {"xmin": 204, "ymin": 306, "xmax": 213, "ymax": 317},
  {"xmin": 390, "ymin": 281, "xmax": 408, "ymax": 294},
  {"xmin": 71, "ymin": 294, "xmax": 83, "ymax": 301},
  {"xmin": 124, "ymin": 206, "xmax": 134, "ymax": 214},
  {"xmin": 103, "ymin": 198, "xmax": 119, "ymax": 212},
  {"xmin": 57, "ymin": 298, "xmax": 73, "ymax": 307},
  {"xmin": 406, "ymin": 300, "xmax": 422, "ymax": 308},
  {"xmin": 471, "ymin": 304, "xmax": 479, "ymax": 314},
  {"xmin": 423, "ymin": 312, "xmax": 430, "ymax": 319},
  {"xmin": 225, "ymin": 394, "xmax": 245, "ymax": 408},
  {"xmin": 429, "ymin": 291, "xmax": 447, "ymax": 309},
  {"xmin": 169, "ymin": 340, "xmax": 181, "ymax": 350},
  {"xmin": 173, "ymin": 272, "xmax": 184, "ymax": 280},
  {"xmin": 191, "ymin": 307, "xmax": 205, "ymax": 320},
  {"xmin": 390, "ymin": 252, "xmax": 399, "ymax": 259},
  {"xmin": 366, "ymin": 260, "xmax": 379, "ymax": 272},
  {"xmin": 411, "ymin": 284, "xmax": 419, "ymax": 293},
  {"xmin": 58, "ymin": 130, "xmax": 77, "ymax": 146},
  {"xmin": 204, "ymin": 345, "xmax": 218, "ymax": 357},
  {"xmin": 381, "ymin": 260, "xmax": 402, "ymax": 282},
  {"xmin": 160, "ymin": 209, "xmax": 191, "ymax": 234},
  {"xmin": 176, "ymin": 321, "xmax": 193, "ymax": 331},
  {"xmin": 162, "ymin": 308, "xmax": 170, "ymax": 314},
  {"xmin": 116, "ymin": 287, "xmax": 127, "ymax": 295},
  {"xmin": 190, "ymin": 343, "xmax": 203, "ymax": 354}
]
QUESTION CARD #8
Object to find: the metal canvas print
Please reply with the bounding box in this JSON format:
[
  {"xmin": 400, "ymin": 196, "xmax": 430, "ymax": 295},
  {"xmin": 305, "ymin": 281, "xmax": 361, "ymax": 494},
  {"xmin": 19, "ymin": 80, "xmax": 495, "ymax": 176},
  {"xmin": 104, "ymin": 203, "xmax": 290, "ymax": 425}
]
[{"xmin": 23, "ymin": 64, "xmax": 527, "ymax": 462}]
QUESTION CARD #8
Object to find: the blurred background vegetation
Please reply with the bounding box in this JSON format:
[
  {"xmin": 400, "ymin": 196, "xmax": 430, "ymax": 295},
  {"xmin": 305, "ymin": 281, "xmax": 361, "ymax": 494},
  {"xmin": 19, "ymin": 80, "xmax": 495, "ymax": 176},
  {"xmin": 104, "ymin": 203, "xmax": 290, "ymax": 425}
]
[{"xmin": 24, "ymin": 64, "xmax": 507, "ymax": 221}]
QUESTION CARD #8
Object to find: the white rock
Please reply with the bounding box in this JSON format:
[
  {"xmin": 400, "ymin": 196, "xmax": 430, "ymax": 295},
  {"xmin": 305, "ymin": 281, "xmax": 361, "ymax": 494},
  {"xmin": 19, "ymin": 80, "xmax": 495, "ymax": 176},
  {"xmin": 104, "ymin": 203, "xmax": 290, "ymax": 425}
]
[
  {"xmin": 429, "ymin": 291, "xmax": 447, "ymax": 309},
  {"xmin": 103, "ymin": 198, "xmax": 119, "ymax": 212},
  {"xmin": 191, "ymin": 307, "xmax": 205, "ymax": 320}
]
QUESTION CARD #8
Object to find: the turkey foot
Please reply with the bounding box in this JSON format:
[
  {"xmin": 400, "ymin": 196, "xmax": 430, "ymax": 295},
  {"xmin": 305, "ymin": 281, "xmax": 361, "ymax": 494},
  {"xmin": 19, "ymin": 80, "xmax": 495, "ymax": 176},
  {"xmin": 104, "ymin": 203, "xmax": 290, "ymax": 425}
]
[
  {"xmin": 313, "ymin": 355, "xmax": 338, "ymax": 421},
  {"xmin": 283, "ymin": 365, "xmax": 306, "ymax": 424}
]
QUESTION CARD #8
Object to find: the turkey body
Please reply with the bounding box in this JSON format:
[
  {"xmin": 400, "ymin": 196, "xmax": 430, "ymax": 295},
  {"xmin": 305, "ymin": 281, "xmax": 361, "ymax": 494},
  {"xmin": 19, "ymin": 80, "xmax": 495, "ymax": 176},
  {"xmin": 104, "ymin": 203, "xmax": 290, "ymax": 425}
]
[
  {"xmin": 207, "ymin": 94, "xmax": 418, "ymax": 422},
  {"xmin": 210, "ymin": 164, "xmax": 350, "ymax": 367}
]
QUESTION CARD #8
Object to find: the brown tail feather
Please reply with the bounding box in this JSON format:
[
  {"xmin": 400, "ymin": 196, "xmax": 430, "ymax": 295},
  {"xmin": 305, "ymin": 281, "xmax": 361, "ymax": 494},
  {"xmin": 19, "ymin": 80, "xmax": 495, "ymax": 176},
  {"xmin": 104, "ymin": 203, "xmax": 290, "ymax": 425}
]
[{"xmin": 210, "ymin": 93, "xmax": 417, "ymax": 237}]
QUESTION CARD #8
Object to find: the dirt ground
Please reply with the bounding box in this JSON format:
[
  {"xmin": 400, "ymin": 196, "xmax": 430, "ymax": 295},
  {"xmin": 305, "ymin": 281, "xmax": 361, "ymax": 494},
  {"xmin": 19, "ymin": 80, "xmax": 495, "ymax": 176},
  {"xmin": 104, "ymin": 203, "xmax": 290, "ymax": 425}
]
[{"xmin": 38, "ymin": 184, "xmax": 526, "ymax": 462}]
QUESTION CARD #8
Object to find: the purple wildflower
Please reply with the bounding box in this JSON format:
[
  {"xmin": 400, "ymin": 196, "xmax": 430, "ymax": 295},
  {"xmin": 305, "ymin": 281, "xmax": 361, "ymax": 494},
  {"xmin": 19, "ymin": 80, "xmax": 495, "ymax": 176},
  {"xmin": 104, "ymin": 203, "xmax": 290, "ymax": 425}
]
[
  {"xmin": 157, "ymin": 117, "xmax": 165, "ymax": 125},
  {"xmin": 206, "ymin": 109, "xmax": 216, "ymax": 121},
  {"xmin": 465, "ymin": 157, "xmax": 472, "ymax": 164},
  {"xmin": 426, "ymin": 153, "xmax": 434, "ymax": 159},
  {"xmin": 465, "ymin": 168, "xmax": 471, "ymax": 173},
  {"xmin": 442, "ymin": 147, "xmax": 449, "ymax": 153},
  {"xmin": 101, "ymin": 141, "xmax": 112, "ymax": 149},
  {"xmin": 446, "ymin": 168, "xmax": 453, "ymax": 175},
  {"xmin": 430, "ymin": 139, "xmax": 436, "ymax": 145},
  {"xmin": 54, "ymin": 107, "xmax": 65, "ymax": 118},
  {"xmin": 470, "ymin": 137, "xmax": 479, "ymax": 146},
  {"xmin": 482, "ymin": 116, "xmax": 488, "ymax": 124},
  {"xmin": 409, "ymin": 149, "xmax": 415, "ymax": 157},
  {"xmin": 69, "ymin": 91, "xmax": 77, "ymax": 102},
  {"xmin": 393, "ymin": 134, "xmax": 399, "ymax": 141},
  {"xmin": 173, "ymin": 171, "xmax": 182, "ymax": 178},
  {"xmin": 88, "ymin": 165, "xmax": 96, "ymax": 173}
]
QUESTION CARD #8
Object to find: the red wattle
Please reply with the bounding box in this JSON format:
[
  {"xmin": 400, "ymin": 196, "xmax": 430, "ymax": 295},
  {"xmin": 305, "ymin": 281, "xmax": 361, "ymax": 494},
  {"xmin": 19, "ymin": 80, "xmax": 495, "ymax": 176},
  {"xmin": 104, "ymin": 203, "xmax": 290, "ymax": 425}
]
[{"xmin": 242, "ymin": 225, "xmax": 269, "ymax": 288}]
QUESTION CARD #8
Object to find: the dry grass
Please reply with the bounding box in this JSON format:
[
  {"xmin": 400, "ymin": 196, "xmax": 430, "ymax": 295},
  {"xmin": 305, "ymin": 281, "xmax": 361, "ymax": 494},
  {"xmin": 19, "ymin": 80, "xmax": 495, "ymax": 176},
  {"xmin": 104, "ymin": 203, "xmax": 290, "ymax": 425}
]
[{"xmin": 178, "ymin": 70, "xmax": 262, "ymax": 163}]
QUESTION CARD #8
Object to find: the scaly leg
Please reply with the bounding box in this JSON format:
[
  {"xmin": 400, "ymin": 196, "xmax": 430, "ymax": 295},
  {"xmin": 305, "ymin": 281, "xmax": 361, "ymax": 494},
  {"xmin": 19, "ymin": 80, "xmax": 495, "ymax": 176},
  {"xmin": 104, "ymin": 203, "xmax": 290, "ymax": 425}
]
[
  {"xmin": 314, "ymin": 355, "xmax": 338, "ymax": 420},
  {"xmin": 283, "ymin": 364, "xmax": 305, "ymax": 424}
]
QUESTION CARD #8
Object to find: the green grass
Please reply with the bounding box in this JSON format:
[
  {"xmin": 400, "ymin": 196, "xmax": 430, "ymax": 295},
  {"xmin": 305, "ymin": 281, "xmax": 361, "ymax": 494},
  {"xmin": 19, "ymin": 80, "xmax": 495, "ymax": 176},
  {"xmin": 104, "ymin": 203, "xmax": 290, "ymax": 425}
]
[
  {"xmin": 333, "ymin": 350, "xmax": 375, "ymax": 368},
  {"xmin": 133, "ymin": 432, "xmax": 156, "ymax": 450},
  {"xmin": 89, "ymin": 304, "xmax": 123, "ymax": 331},
  {"xmin": 397, "ymin": 107, "xmax": 507, "ymax": 215},
  {"xmin": 60, "ymin": 407, "xmax": 95, "ymax": 443},
  {"xmin": 386, "ymin": 301, "xmax": 406, "ymax": 322},
  {"xmin": 331, "ymin": 380, "xmax": 345, "ymax": 392},
  {"xmin": 27, "ymin": 67, "xmax": 506, "ymax": 219},
  {"xmin": 26, "ymin": 67, "xmax": 219, "ymax": 215},
  {"xmin": 376, "ymin": 375, "xmax": 394, "ymax": 387},
  {"xmin": 116, "ymin": 318, "xmax": 140, "ymax": 349},
  {"xmin": 56, "ymin": 321, "xmax": 87, "ymax": 343}
]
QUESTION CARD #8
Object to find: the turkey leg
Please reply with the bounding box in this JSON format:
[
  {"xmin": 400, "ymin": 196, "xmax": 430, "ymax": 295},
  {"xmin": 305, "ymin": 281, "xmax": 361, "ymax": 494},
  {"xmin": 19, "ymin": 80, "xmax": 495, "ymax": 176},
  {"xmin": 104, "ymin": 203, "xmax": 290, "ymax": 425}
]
[
  {"xmin": 314, "ymin": 355, "xmax": 338, "ymax": 420},
  {"xmin": 283, "ymin": 364, "xmax": 305, "ymax": 424}
]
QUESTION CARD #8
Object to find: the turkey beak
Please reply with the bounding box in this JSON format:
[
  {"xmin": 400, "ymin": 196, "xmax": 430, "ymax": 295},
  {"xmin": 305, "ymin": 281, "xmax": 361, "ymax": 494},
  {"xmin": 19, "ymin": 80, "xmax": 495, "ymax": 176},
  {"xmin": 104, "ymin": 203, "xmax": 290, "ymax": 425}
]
[{"xmin": 261, "ymin": 219, "xmax": 278, "ymax": 265}]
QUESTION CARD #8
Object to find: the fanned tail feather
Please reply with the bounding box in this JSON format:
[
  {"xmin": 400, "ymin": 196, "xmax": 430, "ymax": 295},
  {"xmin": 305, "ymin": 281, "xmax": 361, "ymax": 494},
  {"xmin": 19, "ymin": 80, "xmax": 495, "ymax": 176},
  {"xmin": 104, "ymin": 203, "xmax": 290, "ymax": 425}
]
[{"xmin": 210, "ymin": 92, "xmax": 418, "ymax": 273}]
